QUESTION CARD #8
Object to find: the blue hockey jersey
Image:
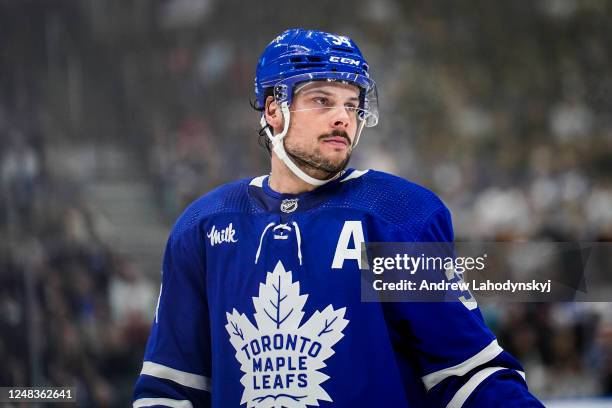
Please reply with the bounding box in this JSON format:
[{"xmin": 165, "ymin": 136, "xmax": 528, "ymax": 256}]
[{"xmin": 133, "ymin": 169, "xmax": 543, "ymax": 408}]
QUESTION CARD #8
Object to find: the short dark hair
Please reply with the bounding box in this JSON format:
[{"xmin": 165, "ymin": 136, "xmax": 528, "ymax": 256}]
[{"xmin": 250, "ymin": 88, "xmax": 274, "ymax": 154}]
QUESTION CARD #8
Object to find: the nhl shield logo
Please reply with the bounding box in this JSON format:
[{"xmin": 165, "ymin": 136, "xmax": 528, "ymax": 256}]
[
  {"xmin": 226, "ymin": 261, "xmax": 349, "ymax": 407},
  {"xmin": 280, "ymin": 198, "xmax": 298, "ymax": 213}
]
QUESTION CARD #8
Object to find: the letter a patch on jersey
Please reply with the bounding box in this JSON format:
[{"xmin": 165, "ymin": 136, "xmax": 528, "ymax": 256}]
[
  {"xmin": 225, "ymin": 261, "xmax": 349, "ymax": 408},
  {"xmin": 332, "ymin": 221, "xmax": 365, "ymax": 269}
]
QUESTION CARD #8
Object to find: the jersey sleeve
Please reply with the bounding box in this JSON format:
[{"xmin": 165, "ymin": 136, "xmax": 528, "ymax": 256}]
[
  {"xmin": 133, "ymin": 225, "xmax": 212, "ymax": 408},
  {"xmin": 382, "ymin": 206, "xmax": 544, "ymax": 407}
]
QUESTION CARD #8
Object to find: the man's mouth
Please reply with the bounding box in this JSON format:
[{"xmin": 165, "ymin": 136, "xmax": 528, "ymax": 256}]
[{"xmin": 321, "ymin": 135, "xmax": 350, "ymax": 147}]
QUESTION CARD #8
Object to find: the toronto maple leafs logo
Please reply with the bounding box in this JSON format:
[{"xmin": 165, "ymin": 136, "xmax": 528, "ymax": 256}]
[{"xmin": 225, "ymin": 261, "xmax": 349, "ymax": 408}]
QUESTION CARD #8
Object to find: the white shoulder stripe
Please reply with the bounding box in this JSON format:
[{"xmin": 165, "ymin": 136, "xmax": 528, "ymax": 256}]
[
  {"xmin": 340, "ymin": 169, "xmax": 369, "ymax": 182},
  {"xmin": 133, "ymin": 398, "xmax": 193, "ymax": 407},
  {"xmin": 140, "ymin": 361, "xmax": 211, "ymax": 392},
  {"xmin": 422, "ymin": 339, "xmax": 503, "ymax": 391},
  {"xmin": 446, "ymin": 367, "xmax": 526, "ymax": 408},
  {"xmin": 249, "ymin": 175, "xmax": 267, "ymax": 187}
]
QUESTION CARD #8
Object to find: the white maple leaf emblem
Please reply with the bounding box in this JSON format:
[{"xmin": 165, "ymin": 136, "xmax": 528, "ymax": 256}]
[{"xmin": 225, "ymin": 261, "xmax": 349, "ymax": 408}]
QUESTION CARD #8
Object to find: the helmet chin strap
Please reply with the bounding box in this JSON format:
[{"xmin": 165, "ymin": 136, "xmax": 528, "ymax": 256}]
[{"xmin": 262, "ymin": 102, "xmax": 365, "ymax": 187}]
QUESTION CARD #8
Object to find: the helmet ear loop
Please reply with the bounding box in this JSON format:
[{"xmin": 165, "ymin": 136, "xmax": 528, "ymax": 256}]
[
  {"xmin": 270, "ymin": 103, "xmax": 291, "ymax": 160},
  {"xmin": 353, "ymin": 119, "xmax": 367, "ymax": 147},
  {"xmin": 261, "ymin": 102, "xmax": 293, "ymax": 166},
  {"xmin": 351, "ymin": 87, "xmax": 369, "ymax": 147},
  {"xmin": 260, "ymin": 101, "xmax": 291, "ymax": 144}
]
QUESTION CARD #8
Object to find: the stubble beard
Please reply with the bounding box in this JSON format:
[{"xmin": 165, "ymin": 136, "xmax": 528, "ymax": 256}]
[{"xmin": 284, "ymin": 133, "xmax": 353, "ymax": 180}]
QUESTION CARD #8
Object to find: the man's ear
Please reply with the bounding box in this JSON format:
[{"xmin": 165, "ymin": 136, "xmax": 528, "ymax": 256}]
[{"xmin": 264, "ymin": 96, "xmax": 283, "ymax": 133}]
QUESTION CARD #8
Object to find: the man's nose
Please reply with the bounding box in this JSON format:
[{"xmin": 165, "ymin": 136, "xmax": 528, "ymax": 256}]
[{"xmin": 331, "ymin": 106, "xmax": 350, "ymax": 129}]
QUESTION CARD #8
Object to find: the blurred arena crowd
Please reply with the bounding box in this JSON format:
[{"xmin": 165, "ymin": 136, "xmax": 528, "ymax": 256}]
[
  {"xmin": 0, "ymin": 122, "xmax": 153, "ymax": 405},
  {"xmin": 1, "ymin": 0, "xmax": 612, "ymax": 405},
  {"xmin": 0, "ymin": 133, "xmax": 151, "ymax": 405}
]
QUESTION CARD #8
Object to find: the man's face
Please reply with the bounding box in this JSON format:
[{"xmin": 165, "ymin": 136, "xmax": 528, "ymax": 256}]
[{"xmin": 282, "ymin": 82, "xmax": 361, "ymax": 178}]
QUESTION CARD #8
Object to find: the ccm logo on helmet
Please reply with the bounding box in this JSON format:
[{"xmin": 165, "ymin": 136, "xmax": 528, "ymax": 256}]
[{"xmin": 329, "ymin": 56, "xmax": 360, "ymax": 66}]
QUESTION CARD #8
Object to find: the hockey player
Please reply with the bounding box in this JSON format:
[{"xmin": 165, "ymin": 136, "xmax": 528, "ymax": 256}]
[{"xmin": 133, "ymin": 29, "xmax": 543, "ymax": 407}]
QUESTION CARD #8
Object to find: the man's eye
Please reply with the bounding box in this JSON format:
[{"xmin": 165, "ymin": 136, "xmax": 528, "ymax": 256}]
[
  {"xmin": 313, "ymin": 97, "xmax": 329, "ymax": 106},
  {"xmin": 345, "ymin": 104, "xmax": 358, "ymax": 112}
]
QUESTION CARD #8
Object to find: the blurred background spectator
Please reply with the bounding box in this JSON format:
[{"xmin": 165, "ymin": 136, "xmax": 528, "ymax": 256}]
[{"xmin": 1, "ymin": 0, "xmax": 611, "ymax": 406}]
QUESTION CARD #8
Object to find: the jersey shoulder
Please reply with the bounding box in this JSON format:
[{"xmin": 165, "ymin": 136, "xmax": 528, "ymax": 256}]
[
  {"xmin": 336, "ymin": 169, "xmax": 449, "ymax": 234},
  {"xmin": 171, "ymin": 178, "xmax": 256, "ymax": 238}
]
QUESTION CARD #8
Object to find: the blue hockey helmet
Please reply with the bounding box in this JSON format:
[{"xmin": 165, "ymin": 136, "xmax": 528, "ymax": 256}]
[{"xmin": 255, "ymin": 28, "xmax": 378, "ymax": 127}]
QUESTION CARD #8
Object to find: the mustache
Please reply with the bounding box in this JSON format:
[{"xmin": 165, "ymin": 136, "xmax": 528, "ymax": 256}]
[{"xmin": 319, "ymin": 130, "xmax": 351, "ymax": 144}]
